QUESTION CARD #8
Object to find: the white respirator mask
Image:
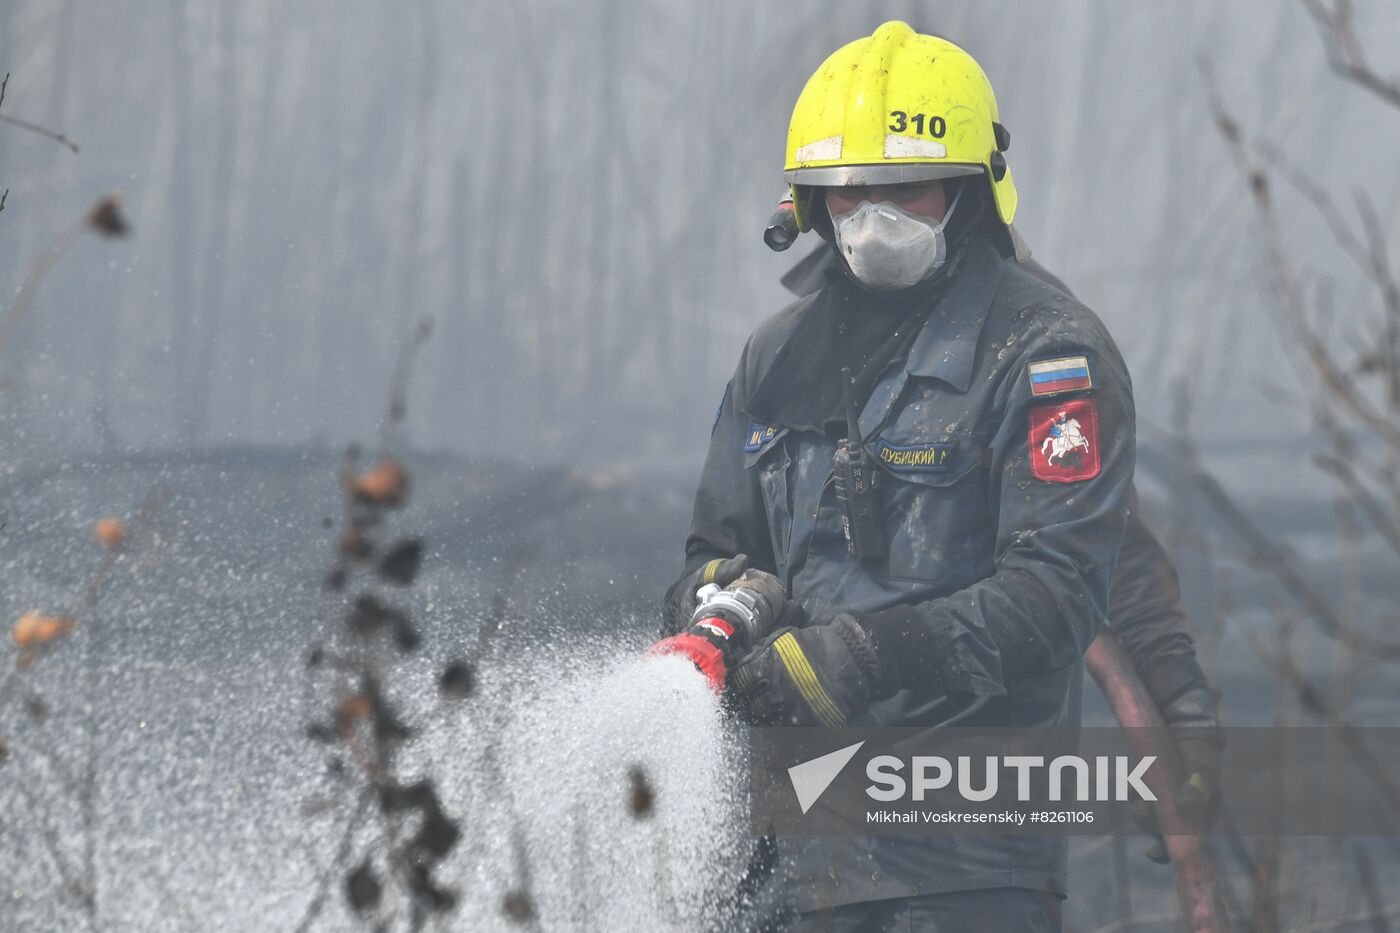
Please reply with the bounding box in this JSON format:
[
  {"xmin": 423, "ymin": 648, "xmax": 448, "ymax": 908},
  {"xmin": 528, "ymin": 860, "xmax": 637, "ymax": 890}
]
[{"xmin": 831, "ymin": 185, "xmax": 965, "ymax": 291}]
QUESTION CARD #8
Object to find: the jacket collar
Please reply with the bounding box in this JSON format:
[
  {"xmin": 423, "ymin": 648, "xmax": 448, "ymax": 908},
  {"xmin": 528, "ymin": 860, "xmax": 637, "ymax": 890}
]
[{"xmin": 902, "ymin": 236, "xmax": 1003, "ymax": 393}]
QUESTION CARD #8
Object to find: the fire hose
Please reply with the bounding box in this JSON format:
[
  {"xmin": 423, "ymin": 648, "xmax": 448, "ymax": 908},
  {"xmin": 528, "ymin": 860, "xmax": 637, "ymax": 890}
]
[{"xmin": 1085, "ymin": 631, "xmax": 1230, "ymax": 933}]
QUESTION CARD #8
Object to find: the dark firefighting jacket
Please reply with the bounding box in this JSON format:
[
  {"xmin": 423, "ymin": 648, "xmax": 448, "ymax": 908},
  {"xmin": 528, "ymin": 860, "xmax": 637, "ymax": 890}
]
[
  {"xmin": 679, "ymin": 234, "xmax": 1136, "ymax": 909},
  {"xmin": 778, "ymin": 244, "xmax": 1206, "ymax": 707}
]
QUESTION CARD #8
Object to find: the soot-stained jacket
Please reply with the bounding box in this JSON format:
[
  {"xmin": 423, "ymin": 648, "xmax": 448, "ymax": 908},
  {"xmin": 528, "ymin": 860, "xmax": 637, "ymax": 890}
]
[{"xmin": 681, "ymin": 234, "xmax": 1136, "ymax": 908}]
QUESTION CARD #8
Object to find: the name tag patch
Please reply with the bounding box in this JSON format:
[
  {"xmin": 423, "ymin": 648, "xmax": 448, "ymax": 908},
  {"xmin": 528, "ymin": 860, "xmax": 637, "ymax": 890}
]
[
  {"xmin": 744, "ymin": 423, "xmax": 779, "ymax": 452},
  {"xmin": 873, "ymin": 440, "xmax": 954, "ymax": 473},
  {"xmin": 1028, "ymin": 354, "xmax": 1093, "ymax": 397}
]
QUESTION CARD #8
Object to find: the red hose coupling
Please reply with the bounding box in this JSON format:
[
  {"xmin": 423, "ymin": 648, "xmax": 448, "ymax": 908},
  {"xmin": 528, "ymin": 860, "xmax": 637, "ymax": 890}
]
[{"xmin": 649, "ymin": 630, "xmax": 728, "ymax": 692}]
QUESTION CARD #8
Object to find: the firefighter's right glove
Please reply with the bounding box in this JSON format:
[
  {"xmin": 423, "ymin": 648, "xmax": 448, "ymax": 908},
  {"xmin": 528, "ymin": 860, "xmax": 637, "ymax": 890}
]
[
  {"xmin": 729, "ymin": 614, "xmax": 892, "ymax": 728},
  {"xmin": 660, "ymin": 555, "xmax": 752, "ymax": 637}
]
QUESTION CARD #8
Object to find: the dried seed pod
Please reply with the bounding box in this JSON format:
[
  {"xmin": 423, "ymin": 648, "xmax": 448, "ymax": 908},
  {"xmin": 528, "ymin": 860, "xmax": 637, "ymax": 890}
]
[
  {"xmin": 345, "ymin": 594, "xmax": 412, "ymax": 641},
  {"xmin": 406, "ymin": 864, "xmax": 456, "ymax": 912},
  {"xmin": 352, "ymin": 461, "xmax": 409, "ymax": 507},
  {"xmin": 335, "ymin": 693, "xmax": 373, "ymax": 738},
  {"xmin": 94, "ymin": 517, "xmax": 126, "ymax": 548},
  {"xmin": 87, "ymin": 195, "xmax": 130, "ymax": 237},
  {"xmin": 337, "ymin": 528, "xmax": 372, "ymax": 560},
  {"xmin": 502, "ymin": 891, "xmax": 534, "ymax": 923},
  {"xmin": 11, "ymin": 612, "xmax": 74, "ymax": 647},
  {"xmin": 304, "ymin": 723, "xmax": 335, "ymax": 743},
  {"xmin": 345, "ymin": 860, "xmax": 381, "ymax": 913},
  {"xmin": 439, "ymin": 661, "xmax": 474, "ymax": 700},
  {"xmin": 414, "ymin": 808, "xmax": 461, "ymax": 859},
  {"xmin": 377, "ymin": 538, "xmax": 423, "ymax": 585},
  {"xmin": 628, "ymin": 766, "xmax": 655, "ymax": 818}
]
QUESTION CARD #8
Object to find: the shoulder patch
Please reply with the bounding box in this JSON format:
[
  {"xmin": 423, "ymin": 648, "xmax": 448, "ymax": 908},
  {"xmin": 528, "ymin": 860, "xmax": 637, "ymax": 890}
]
[
  {"xmin": 873, "ymin": 439, "xmax": 954, "ymax": 473},
  {"xmin": 743, "ymin": 423, "xmax": 778, "ymax": 452},
  {"xmin": 1028, "ymin": 354, "xmax": 1092, "ymax": 397},
  {"xmin": 1029, "ymin": 399, "xmax": 1100, "ymax": 483}
]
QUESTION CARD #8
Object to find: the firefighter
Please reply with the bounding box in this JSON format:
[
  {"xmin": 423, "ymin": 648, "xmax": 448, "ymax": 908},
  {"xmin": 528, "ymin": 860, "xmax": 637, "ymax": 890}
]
[
  {"xmin": 661, "ymin": 21, "xmax": 1199, "ymax": 930},
  {"xmin": 762, "ymin": 238, "xmax": 1224, "ymax": 866}
]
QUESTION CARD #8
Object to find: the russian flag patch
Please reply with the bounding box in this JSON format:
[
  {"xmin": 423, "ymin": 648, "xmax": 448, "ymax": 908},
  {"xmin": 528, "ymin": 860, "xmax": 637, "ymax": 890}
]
[{"xmin": 1028, "ymin": 355, "xmax": 1093, "ymax": 397}]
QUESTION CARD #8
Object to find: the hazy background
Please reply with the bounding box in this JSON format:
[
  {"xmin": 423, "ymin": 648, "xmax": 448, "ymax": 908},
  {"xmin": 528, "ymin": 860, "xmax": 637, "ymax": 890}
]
[
  {"xmin": 4, "ymin": 2, "xmax": 1400, "ymax": 930},
  {"xmin": 3, "ymin": 0, "xmax": 1399, "ymax": 473}
]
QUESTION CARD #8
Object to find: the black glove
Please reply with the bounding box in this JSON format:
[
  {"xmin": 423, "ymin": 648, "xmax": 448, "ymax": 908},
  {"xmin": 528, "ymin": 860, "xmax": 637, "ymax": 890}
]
[
  {"xmin": 661, "ymin": 555, "xmax": 751, "ymax": 637},
  {"xmin": 1133, "ymin": 682, "xmax": 1224, "ymax": 864},
  {"xmin": 729, "ymin": 614, "xmax": 891, "ymax": 728},
  {"xmin": 694, "ymin": 568, "xmax": 802, "ymax": 651}
]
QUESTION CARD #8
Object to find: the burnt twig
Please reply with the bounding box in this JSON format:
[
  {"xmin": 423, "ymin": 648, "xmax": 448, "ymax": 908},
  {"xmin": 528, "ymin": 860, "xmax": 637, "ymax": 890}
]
[
  {"xmin": 291, "ymin": 787, "xmax": 375, "ymax": 933},
  {"xmin": 303, "ymin": 318, "xmax": 461, "ymax": 928},
  {"xmin": 378, "ymin": 317, "xmax": 433, "ymax": 458}
]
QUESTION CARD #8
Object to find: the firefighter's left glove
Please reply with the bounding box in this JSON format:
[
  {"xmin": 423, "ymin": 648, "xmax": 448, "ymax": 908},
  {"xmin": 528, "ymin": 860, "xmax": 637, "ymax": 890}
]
[
  {"xmin": 660, "ymin": 555, "xmax": 752, "ymax": 638},
  {"xmin": 1134, "ymin": 684, "xmax": 1224, "ymax": 864},
  {"xmin": 689, "ymin": 568, "xmax": 800, "ymax": 656},
  {"xmin": 729, "ymin": 614, "xmax": 893, "ymax": 728},
  {"xmin": 652, "ymin": 569, "xmax": 801, "ymax": 693}
]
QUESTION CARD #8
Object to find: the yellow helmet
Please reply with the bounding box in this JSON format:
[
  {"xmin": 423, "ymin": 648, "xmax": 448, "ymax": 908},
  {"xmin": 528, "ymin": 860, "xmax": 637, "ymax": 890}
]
[{"xmin": 784, "ymin": 21, "xmax": 1016, "ymax": 236}]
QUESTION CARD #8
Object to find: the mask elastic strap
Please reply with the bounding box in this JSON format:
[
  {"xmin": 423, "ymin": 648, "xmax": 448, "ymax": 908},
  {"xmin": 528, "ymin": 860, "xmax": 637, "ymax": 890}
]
[{"xmin": 936, "ymin": 182, "xmax": 966, "ymax": 231}]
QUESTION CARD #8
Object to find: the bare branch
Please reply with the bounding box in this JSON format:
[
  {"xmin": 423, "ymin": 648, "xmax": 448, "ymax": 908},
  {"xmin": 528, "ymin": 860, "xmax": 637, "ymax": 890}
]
[
  {"xmin": 291, "ymin": 788, "xmax": 374, "ymax": 933},
  {"xmin": 1200, "ymin": 56, "xmax": 1400, "ymax": 452},
  {"xmin": 0, "ymin": 113, "xmax": 79, "ymax": 154},
  {"xmin": 1301, "ymin": 0, "xmax": 1400, "ymax": 111},
  {"xmin": 1256, "ymin": 141, "xmax": 1367, "ymax": 274},
  {"xmin": 0, "ymin": 72, "xmax": 78, "ymax": 153},
  {"xmin": 0, "ymin": 189, "xmax": 7, "ymax": 214},
  {"xmin": 1259, "ymin": 145, "xmax": 1400, "ymax": 422},
  {"xmin": 378, "ymin": 317, "xmax": 433, "ymax": 457},
  {"xmin": 1241, "ymin": 625, "xmax": 1400, "ymax": 813},
  {"xmin": 1353, "ymin": 191, "xmax": 1400, "ymax": 409},
  {"xmin": 1314, "ymin": 455, "xmax": 1400, "ymax": 561},
  {"xmin": 1192, "ymin": 460, "xmax": 1400, "ymax": 660},
  {"xmin": 8, "ymin": 760, "xmax": 88, "ymax": 907}
]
